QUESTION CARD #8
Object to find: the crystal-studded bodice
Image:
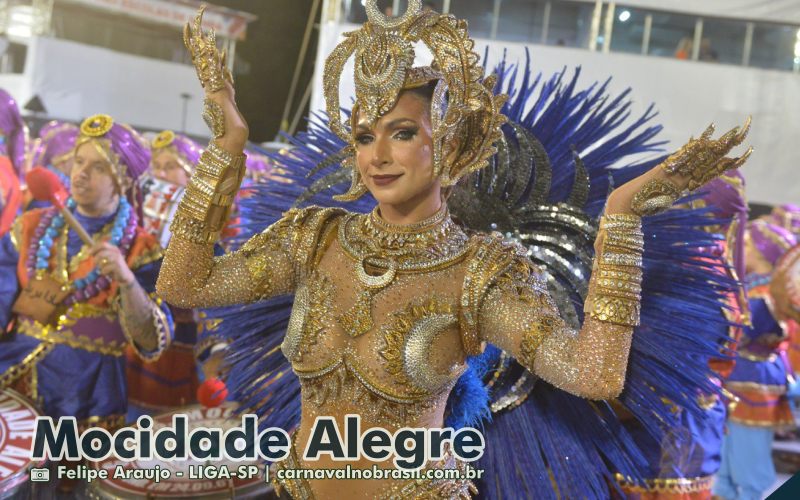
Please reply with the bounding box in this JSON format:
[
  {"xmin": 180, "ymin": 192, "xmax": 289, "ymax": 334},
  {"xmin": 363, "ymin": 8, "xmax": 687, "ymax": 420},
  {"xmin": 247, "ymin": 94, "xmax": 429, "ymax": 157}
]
[{"xmin": 282, "ymin": 206, "xmax": 473, "ymax": 430}]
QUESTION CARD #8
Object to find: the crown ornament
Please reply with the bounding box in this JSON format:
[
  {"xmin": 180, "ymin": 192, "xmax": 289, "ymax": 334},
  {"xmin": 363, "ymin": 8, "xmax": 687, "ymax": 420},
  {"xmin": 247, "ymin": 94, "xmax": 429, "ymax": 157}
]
[{"xmin": 323, "ymin": 0, "xmax": 507, "ymax": 200}]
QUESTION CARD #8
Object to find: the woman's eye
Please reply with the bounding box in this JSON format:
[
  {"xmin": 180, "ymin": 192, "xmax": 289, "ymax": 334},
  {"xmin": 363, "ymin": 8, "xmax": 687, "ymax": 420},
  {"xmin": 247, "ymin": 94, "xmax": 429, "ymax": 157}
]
[
  {"xmin": 394, "ymin": 129, "xmax": 416, "ymax": 141},
  {"xmin": 355, "ymin": 134, "xmax": 374, "ymax": 146}
]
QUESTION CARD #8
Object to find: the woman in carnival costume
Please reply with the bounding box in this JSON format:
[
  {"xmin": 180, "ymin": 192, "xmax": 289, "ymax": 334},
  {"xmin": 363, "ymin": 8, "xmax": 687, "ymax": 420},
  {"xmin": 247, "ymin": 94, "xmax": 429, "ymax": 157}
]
[
  {"xmin": 714, "ymin": 220, "xmax": 797, "ymax": 500},
  {"xmin": 0, "ymin": 114, "xmax": 173, "ymax": 433},
  {"xmin": 0, "ymin": 89, "xmax": 28, "ymax": 236},
  {"xmin": 159, "ymin": 3, "xmax": 752, "ymax": 498},
  {"xmin": 125, "ymin": 129, "xmax": 203, "ymax": 415},
  {"xmin": 616, "ymin": 171, "xmax": 749, "ymax": 499}
]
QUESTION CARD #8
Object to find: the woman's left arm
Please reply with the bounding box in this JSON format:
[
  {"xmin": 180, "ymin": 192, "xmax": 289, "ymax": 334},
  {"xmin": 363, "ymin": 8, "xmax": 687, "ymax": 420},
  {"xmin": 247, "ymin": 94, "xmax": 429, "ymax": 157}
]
[
  {"xmin": 476, "ymin": 227, "xmax": 636, "ymax": 400},
  {"xmin": 476, "ymin": 119, "xmax": 752, "ymax": 400}
]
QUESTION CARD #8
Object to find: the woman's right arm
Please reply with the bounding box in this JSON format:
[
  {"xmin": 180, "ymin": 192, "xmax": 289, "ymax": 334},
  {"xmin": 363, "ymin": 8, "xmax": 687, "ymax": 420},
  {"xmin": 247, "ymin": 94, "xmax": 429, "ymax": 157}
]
[
  {"xmin": 157, "ymin": 8, "xmax": 285, "ymax": 309},
  {"xmin": 157, "ymin": 213, "xmax": 299, "ymax": 309}
]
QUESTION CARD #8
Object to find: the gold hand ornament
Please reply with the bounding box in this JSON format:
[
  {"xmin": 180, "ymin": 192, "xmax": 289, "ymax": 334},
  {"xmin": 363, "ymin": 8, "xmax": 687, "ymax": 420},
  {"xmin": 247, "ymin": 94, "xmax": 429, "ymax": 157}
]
[
  {"xmin": 662, "ymin": 117, "xmax": 752, "ymax": 191},
  {"xmin": 183, "ymin": 6, "xmax": 227, "ymax": 93},
  {"xmin": 630, "ymin": 117, "xmax": 752, "ymax": 216}
]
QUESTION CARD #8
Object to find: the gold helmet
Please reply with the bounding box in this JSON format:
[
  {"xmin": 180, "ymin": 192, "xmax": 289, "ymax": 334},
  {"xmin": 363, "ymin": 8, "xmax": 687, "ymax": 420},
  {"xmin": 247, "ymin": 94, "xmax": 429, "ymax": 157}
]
[{"xmin": 323, "ymin": 0, "xmax": 507, "ymax": 200}]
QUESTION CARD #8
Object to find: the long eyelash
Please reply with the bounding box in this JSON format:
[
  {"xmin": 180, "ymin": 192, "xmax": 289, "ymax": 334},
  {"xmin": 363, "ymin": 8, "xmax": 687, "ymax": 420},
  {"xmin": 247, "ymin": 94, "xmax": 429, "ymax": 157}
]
[{"xmin": 395, "ymin": 128, "xmax": 418, "ymax": 139}]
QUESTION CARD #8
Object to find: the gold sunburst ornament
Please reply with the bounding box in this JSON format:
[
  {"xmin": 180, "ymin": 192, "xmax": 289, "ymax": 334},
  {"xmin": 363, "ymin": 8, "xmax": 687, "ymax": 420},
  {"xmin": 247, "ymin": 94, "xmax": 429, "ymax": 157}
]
[
  {"xmin": 151, "ymin": 130, "xmax": 176, "ymax": 149},
  {"xmin": 80, "ymin": 114, "xmax": 114, "ymax": 138},
  {"xmin": 323, "ymin": 0, "xmax": 507, "ymax": 201}
]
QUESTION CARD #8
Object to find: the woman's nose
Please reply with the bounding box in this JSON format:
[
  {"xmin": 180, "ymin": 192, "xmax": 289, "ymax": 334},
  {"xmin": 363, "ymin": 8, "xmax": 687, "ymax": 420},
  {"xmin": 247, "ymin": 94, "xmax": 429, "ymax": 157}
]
[{"xmin": 370, "ymin": 137, "xmax": 391, "ymax": 168}]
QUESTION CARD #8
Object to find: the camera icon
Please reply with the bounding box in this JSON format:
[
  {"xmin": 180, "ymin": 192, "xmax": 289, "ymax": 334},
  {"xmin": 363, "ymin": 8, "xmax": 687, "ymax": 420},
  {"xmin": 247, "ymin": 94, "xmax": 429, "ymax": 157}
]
[{"xmin": 30, "ymin": 468, "xmax": 50, "ymax": 482}]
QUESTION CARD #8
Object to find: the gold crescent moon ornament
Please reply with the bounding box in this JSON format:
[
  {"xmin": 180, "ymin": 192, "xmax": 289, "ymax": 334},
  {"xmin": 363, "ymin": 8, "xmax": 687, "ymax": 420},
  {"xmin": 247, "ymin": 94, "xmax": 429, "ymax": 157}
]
[
  {"xmin": 365, "ymin": 0, "xmax": 422, "ymax": 30},
  {"xmin": 356, "ymin": 255, "xmax": 397, "ymax": 289}
]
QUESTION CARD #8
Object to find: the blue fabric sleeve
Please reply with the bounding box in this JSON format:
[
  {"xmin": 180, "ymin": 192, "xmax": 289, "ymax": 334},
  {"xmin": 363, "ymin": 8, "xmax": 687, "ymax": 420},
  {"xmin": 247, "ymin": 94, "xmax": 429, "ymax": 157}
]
[{"xmin": 0, "ymin": 233, "xmax": 20, "ymax": 330}]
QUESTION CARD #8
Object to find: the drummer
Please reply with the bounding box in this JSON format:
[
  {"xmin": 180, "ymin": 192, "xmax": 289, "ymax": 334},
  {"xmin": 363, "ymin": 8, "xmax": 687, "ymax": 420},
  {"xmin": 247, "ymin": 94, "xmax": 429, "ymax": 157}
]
[
  {"xmin": 126, "ymin": 130, "xmax": 204, "ymax": 417},
  {"xmin": 0, "ymin": 115, "xmax": 172, "ymax": 448}
]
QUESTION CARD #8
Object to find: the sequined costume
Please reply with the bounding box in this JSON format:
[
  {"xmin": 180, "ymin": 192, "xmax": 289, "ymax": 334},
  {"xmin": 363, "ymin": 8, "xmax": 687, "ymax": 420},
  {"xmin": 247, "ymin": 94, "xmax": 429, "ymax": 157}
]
[
  {"xmin": 161, "ymin": 3, "xmax": 748, "ymax": 498},
  {"xmin": 714, "ymin": 221, "xmax": 797, "ymax": 500},
  {"xmin": 0, "ymin": 115, "xmax": 173, "ymax": 430}
]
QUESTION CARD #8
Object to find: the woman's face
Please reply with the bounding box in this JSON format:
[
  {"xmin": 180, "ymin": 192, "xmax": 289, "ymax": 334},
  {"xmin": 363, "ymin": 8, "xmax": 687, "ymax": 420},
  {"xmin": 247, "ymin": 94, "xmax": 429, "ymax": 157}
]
[
  {"xmin": 354, "ymin": 91, "xmax": 440, "ymax": 209},
  {"xmin": 151, "ymin": 150, "xmax": 190, "ymax": 187},
  {"xmin": 71, "ymin": 141, "xmax": 119, "ymax": 215}
]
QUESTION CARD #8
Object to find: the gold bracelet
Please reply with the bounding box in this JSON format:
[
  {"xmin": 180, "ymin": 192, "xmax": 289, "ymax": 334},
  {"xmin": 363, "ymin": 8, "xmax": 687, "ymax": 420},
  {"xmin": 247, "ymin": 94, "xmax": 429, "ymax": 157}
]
[
  {"xmin": 589, "ymin": 214, "xmax": 644, "ymax": 326},
  {"xmin": 600, "ymin": 213, "xmax": 642, "ymax": 228},
  {"xmin": 588, "ymin": 290, "xmax": 641, "ymax": 326},
  {"xmin": 603, "ymin": 231, "xmax": 644, "ymax": 253},
  {"xmin": 631, "ymin": 178, "xmax": 682, "ymax": 217},
  {"xmin": 206, "ymin": 140, "xmax": 240, "ymax": 165},
  {"xmin": 600, "ymin": 252, "xmax": 643, "ymax": 267},
  {"xmin": 202, "ymin": 99, "xmax": 225, "ymax": 139}
]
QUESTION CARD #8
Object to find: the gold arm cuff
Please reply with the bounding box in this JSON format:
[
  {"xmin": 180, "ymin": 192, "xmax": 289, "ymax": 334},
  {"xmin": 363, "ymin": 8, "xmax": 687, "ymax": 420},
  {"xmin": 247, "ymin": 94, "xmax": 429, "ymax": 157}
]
[{"xmin": 588, "ymin": 295, "xmax": 641, "ymax": 326}]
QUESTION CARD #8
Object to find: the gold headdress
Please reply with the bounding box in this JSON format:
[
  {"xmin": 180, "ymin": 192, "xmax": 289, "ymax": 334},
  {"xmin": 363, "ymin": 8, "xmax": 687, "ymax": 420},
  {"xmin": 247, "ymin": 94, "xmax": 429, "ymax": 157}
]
[
  {"xmin": 324, "ymin": 0, "xmax": 507, "ymax": 200},
  {"xmin": 75, "ymin": 114, "xmax": 150, "ymax": 189},
  {"xmin": 151, "ymin": 129, "xmax": 177, "ymax": 150},
  {"xmin": 150, "ymin": 130, "xmax": 202, "ymax": 176}
]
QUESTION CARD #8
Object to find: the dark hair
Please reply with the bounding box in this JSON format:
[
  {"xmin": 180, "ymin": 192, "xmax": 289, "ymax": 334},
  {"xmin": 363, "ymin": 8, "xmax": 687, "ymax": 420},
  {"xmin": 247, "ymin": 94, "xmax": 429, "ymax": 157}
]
[{"xmin": 403, "ymin": 80, "xmax": 438, "ymax": 107}]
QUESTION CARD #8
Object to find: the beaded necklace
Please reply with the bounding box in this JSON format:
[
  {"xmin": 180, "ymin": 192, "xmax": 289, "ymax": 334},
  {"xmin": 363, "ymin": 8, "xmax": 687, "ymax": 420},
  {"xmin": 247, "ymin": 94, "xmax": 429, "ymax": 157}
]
[{"xmin": 26, "ymin": 197, "xmax": 138, "ymax": 306}]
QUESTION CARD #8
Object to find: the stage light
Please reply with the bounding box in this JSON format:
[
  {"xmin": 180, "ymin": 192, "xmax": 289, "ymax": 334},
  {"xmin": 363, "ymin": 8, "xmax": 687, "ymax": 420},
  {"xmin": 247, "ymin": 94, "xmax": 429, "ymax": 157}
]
[
  {"xmin": 7, "ymin": 5, "xmax": 34, "ymax": 38},
  {"xmin": 619, "ymin": 10, "xmax": 631, "ymax": 23}
]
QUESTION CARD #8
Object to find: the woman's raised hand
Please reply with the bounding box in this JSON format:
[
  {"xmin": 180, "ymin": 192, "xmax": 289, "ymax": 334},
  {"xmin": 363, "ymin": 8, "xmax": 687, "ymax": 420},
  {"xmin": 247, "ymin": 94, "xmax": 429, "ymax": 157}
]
[
  {"xmin": 184, "ymin": 7, "xmax": 249, "ymax": 155},
  {"xmin": 607, "ymin": 117, "xmax": 752, "ymax": 216}
]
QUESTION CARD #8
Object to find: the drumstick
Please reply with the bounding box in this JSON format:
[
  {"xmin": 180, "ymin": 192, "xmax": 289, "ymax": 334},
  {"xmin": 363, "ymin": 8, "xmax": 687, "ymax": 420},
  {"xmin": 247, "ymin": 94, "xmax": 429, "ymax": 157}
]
[
  {"xmin": 60, "ymin": 208, "xmax": 95, "ymax": 246},
  {"xmin": 26, "ymin": 167, "xmax": 95, "ymax": 246}
]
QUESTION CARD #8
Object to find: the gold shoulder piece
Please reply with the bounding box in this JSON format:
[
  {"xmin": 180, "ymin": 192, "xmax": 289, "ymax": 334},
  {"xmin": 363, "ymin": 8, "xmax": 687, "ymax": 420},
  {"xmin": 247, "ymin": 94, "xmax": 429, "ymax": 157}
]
[
  {"xmin": 460, "ymin": 233, "xmax": 527, "ymax": 355},
  {"xmin": 288, "ymin": 206, "xmax": 348, "ymax": 275}
]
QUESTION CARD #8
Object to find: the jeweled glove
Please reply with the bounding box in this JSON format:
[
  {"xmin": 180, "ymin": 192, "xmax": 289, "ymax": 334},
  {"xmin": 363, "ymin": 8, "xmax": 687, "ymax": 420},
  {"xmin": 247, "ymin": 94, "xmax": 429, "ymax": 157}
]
[
  {"xmin": 631, "ymin": 117, "xmax": 752, "ymax": 216},
  {"xmin": 183, "ymin": 7, "xmax": 233, "ymax": 94}
]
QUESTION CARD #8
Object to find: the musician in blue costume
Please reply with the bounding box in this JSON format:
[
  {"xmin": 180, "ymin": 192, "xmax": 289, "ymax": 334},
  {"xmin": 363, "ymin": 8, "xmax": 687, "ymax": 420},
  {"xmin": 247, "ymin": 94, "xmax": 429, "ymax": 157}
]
[
  {"xmin": 714, "ymin": 220, "xmax": 797, "ymax": 500},
  {"xmin": 0, "ymin": 114, "xmax": 172, "ymax": 431},
  {"xmin": 156, "ymin": 4, "xmax": 754, "ymax": 498}
]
